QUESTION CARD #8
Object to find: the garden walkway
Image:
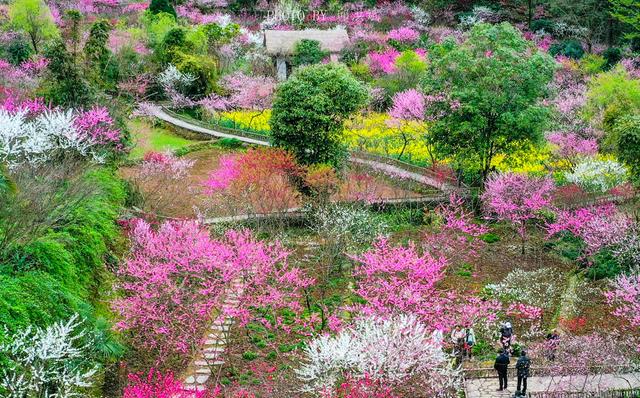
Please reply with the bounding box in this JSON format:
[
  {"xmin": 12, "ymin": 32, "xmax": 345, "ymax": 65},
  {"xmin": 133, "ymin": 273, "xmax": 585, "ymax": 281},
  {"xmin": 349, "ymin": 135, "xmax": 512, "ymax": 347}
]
[
  {"xmin": 147, "ymin": 105, "xmax": 460, "ymax": 192},
  {"xmin": 465, "ymin": 371, "xmax": 640, "ymax": 398},
  {"xmin": 183, "ymin": 277, "xmax": 244, "ymax": 391}
]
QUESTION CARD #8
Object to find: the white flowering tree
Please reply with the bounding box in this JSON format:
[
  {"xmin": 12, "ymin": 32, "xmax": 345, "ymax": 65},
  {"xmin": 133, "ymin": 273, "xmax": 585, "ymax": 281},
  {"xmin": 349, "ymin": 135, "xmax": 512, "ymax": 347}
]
[
  {"xmin": 296, "ymin": 314, "xmax": 459, "ymax": 396},
  {"xmin": 157, "ymin": 64, "xmax": 197, "ymax": 108},
  {"xmin": 0, "ymin": 314, "xmax": 98, "ymax": 398},
  {"xmin": 565, "ymin": 158, "xmax": 628, "ymax": 193}
]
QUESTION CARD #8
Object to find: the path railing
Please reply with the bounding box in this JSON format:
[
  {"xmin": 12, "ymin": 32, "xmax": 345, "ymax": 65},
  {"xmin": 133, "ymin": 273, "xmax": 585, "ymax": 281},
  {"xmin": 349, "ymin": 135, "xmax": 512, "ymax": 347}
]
[
  {"xmin": 464, "ymin": 365, "xmax": 640, "ymax": 380},
  {"xmin": 528, "ymin": 389, "xmax": 640, "ymax": 398}
]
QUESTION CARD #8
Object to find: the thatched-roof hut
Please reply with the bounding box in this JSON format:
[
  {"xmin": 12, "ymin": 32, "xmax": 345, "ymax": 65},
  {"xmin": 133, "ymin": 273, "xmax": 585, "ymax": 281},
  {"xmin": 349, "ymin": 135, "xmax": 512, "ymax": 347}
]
[{"xmin": 263, "ymin": 28, "xmax": 349, "ymax": 80}]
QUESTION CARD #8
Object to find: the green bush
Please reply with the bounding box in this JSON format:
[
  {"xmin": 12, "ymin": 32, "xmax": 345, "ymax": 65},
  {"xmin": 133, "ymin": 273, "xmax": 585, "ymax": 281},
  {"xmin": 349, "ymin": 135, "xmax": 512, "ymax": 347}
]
[
  {"xmin": 149, "ymin": 0, "xmax": 176, "ymax": 18},
  {"xmin": 615, "ymin": 115, "xmax": 640, "ymax": 183},
  {"xmin": 0, "ymin": 168, "xmax": 125, "ymax": 334},
  {"xmin": 292, "ymin": 39, "xmax": 329, "ymax": 67},
  {"xmin": 480, "ymin": 232, "xmax": 500, "ymax": 243},
  {"xmin": 530, "ymin": 19, "xmax": 554, "ymax": 33},
  {"xmin": 586, "ymin": 249, "xmax": 621, "ymax": 279},
  {"xmin": 242, "ymin": 351, "xmax": 258, "ymax": 360},
  {"xmin": 602, "ymin": 47, "xmax": 622, "ymax": 69},
  {"xmin": 270, "ymin": 63, "xmax": 368, "ymax": 167},
  {"xmin": 579, "ymin": 54, "xmax": 606, "ymax": 75},
  {"xmin": 549, "ymin": 39, "xmax": 585, "ymax": 59}
]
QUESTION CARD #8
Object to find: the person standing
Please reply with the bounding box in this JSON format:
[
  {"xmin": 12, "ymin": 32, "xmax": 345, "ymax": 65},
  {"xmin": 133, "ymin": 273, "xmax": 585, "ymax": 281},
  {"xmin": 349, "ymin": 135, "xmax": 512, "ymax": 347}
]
[
  {"xmin": 451, "ymin": 325, "xmax": 466, "ymax": 360},
  {"xmin": 494, "ymin": 348, "xmax": 510, "ymax": 391},
  {"xmin": 516, "ymin": 350, "xmax": 531, "ymax": 397},
  {"xmin": 464, "ymin": 327, "xmax": 476, "ymax": 359},
  {"xmin": 500, "ymin": 321, "xmax": 514, "ymax": 352}
]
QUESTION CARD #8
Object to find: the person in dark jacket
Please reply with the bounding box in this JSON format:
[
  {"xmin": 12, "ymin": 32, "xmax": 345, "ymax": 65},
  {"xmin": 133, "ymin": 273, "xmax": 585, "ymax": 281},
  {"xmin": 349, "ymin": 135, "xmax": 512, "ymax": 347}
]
[
  {"xmin": 516, "ymin": 350, "xmax": 531, "ymax": 397},
  {"xmin": 494, "ymin": 348, "xmax": 510, "ymax": 391}
]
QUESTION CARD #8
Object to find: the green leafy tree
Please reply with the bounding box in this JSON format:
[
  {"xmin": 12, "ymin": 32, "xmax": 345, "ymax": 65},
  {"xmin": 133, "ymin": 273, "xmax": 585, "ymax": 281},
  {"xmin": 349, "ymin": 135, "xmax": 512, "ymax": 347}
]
[
  {"xmin": 148, "ymin": 0, "xmax": 176, "ymax": 19},
  {"xmin": 423, "ymin": 23, "xmax": 555, "ymax": 182},
  {"xmin": 6, "ymin": 36, "xmax": 32, "ymax": 65},
  {"xmin": 84, "ymin": 19, "xmax": 114, "ymax": 85},
  {"xmin": 8, "ymin": 0, "xmax": 58, "ymax": 53},
  {"xmin": 62, "ymin": 10, "xmax": 82, "ymax": 61},
  {"xmin": 270, "ymin": 63, "xmax": 368, "ymax": 167},
  {"xmin": 615, "ymin": 115, "xmax": 640, "ymax": 182},
  {"xmin": 585, "ymin": 65, "xmax": 640, "ymax": 150},
  {"xmin": 292, "ymin": 39, "xmax": 329, "ymax": 67},
  {"xmin": 610, "ymin": 0, "xmax": 640, "ymax": 41},
  {"xmin": 43, "ymin": 39, "xmax": 92, "ymax": 107}
]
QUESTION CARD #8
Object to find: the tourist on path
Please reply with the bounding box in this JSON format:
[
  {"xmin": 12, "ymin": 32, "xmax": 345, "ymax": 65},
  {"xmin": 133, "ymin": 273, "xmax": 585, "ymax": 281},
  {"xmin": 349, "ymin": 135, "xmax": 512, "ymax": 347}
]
[
  {"xmin": 500, "ymin": 321, "xmax": 514, "ymax": 353},
  {"xmin": 516, "ymin": 350, "xmax": 531, "ymax": 397},
  {"xmin": 451, "ymin": 325, "xmax": 466, "ymax": 359},
  {"xmin": 545, "ymin": 330, "xmax": 560, "ymax": 361},
  {"xmin": 464, "ymin": 327, "xmax": 476, "ymax": 359},
  {"xmin": 494, "ymin": 348, "xmax": 510, "ymax": 391}
]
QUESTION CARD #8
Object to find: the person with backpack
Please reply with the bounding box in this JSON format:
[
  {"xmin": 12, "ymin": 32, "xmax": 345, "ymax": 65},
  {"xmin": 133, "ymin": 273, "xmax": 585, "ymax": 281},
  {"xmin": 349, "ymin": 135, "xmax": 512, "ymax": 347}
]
[
  {"xmin": 494, "ymin": 348, "xmax": 510, "ymax": 391},
  {"xmin": 500, "ymin": 321, "xmax": 514, "ymax": 352},
  {"xmin": 464, "ymin": 327, "xmax": 476, "ymax": 359},
  {"xmin": 516, "ymin": 350, "xmax": 531, "ymax": 397}
]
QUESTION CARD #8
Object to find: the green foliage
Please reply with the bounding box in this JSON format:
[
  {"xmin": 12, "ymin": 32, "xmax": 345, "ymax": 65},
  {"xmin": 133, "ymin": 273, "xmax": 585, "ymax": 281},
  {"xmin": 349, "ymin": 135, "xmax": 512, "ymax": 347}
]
[
  {"xmin": 292, "ymin": 39, "xmax": 329, "ymax": 67},
  {"xmin": 376, "ymin": 50, "xmax": 427, "ymax": 105},
  {"xmin": 173, "ymin": 52, "xmax": 218, "ymax": 96},
  {"xmin": 0, "ymin": 168, "xmax": 125, "ymax": 334},
  {"xmin": 610, "ymin": 0, "xmax": 640, "ymax": 41},
  {"xmin": 423, "ymin": 22, "xmax": 555, "ymax": 181},
  {"xmin": 349, "ymin": 62, "xmax": 373, "ymax": 82},
  {"xmin": 142, "ymin": 11, "xmax": 178, "ymax": 49},
  {"xmin": 149, "ymin": 0, "xmax": 176, "ymax": 18},
  {"xmin": 42, "ymin": 39, "xmax": 93, "ymax": 107},
  {"xmin": 586, "ymin": 249, "xmax": 621, "ymax": 279},
  {"xmin": 615, "ymin": 115, "xmax": 640, "ymax": 182},
  {"xmin": 549, "ymin": 39, "xmax": 585, "ymax": 59},
  {"xmin": 242, "ymin": 351, "xmax": 258, "ymax": 360},
  {"xmin": 84, "ymin": 19, "xmax": 115, "ymax": 87},
  {"xmin": 585, "ymin": 66, "xmax": 640, "ymax": 147},
  {"xmin": 602, "ymin": 47, "xmax": 622, "ymax": 69},
  {"xmin": 530, "ymin": 19, "xmax": 555, "ymax": 33},
  {"xmin": 270, "ymin": 63, "xmax": 368, "ymax": 167},
  {"xmin": 8, "ymin": 0, "xmax": 58, "ymax": 53},
  {"xmin": 579, "ymin": 54, "xmax": 607, "ymax": 75},
  {"xmin": 5, "ymin": 36, "xmax": 32, "ymax": 65},
  {"xmin": 480, "ymin": 232, "xmax": 500, "ymax": 243}
]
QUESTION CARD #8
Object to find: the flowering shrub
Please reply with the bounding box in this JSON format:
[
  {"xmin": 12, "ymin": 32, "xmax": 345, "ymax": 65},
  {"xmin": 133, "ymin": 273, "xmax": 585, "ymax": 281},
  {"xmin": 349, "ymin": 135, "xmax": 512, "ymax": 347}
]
[
  {"xmin": 296, "ymin": 314, "xmax": 457, "ymax": 396},
  {"xmin": 367, "ymin": 48, "xmax": 400, "ymax": 75},
  {"xmin": 0, "ymin": 107, "xmax": 123, "ymax": 167},
  {"xmin": 486, "ymin": 268, "xmax": 567, "ymax": 310},
  {"xmin": 0, "ymin": 314, "xmax": 97, "ymax": 397},
  {"xmin": 220, "ymin": 72, "xmax": 276, "ymax": 112},
  {"xmin": 565, "ymin": 158, "xmax": 627, "ymax": 193},
  {"xmin": 158, "ymin": 64, "xmax": 196, "ymax": 108},
  {"xmin": 202, "ymin": 148, "xmax": 302, "ymax": 215},
  {"xmin": 482, "ymin": 172, "xmax": 555, "ymax": 253},
  {"xmin": 113, "ymin": 220, "xmax": 310, "ymax": 360},
  {"xmin": 606, "ymin": 273, "xmax": 640, "ymax": 327},
  {"xmin": 546, "ymin": 204, "xmax": 631, "ymax": 258},
  {"xmin": 322, "ymin": 376, "xmax": 399, "ymax": 398},
  {"xmin": 124, "ymin": 369, "xmax": 217, "ymax": 398},
  {"xmin": 546, "ymin": 132, "xmax": 598, "ymax": 164}
]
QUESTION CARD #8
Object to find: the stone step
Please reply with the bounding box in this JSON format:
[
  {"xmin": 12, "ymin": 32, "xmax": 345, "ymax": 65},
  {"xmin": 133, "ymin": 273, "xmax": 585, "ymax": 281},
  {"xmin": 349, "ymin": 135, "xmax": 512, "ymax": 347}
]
[
  {"xmin": 194, "ymin": 359, "xmax": 224, "ymax": 366},
  {"xmin": 195, "ymin": 367, "xmax": 211, "ymax": 374},
  {"xmin": 204, "ymin": 340, "xmax": 225, "ymax": 347}
]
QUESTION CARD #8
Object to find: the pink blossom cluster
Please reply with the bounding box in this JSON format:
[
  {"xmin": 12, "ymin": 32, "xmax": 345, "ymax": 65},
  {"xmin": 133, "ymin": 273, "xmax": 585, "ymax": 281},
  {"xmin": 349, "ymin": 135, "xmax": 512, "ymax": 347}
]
[
  {"xmin": 140, "ymin": 151, "xmax": 194, "ymax": 179},
  {"xmin": 350, "ymin": 238, "xmax": 499, "ymax": 331},
  {"xmin": 387, "ymin": 27, "xmax": 419, "ymax": 44},
  {"xmin": 203, "ymin": 154, "xmax": 241, "ymax": 193},
  {"xmin": 113, "ymin": 220, "xmax": 311, "ymax": 360},
  {"xmin": 546, "ymin": 131, "xmax": 598, "ymax": 161},
  {"xmin": 546, "ymin": 204, "xmax": 631, "ymax": 257},
  {"xmin": 482, "ymin": 172, "xmax": 555, "ymax": 248},
  {"xmin": 321, "ymin": 375, "xmax": 398, "ymax": 398},
  {"xmin": 75, "ymin": 106, "xmax": 123, "ymax": 146},
  {"xmin": 621, "ymin": 57, "xmax": 640, "ymax": 79},
  {"xmin": 389, "ymin": 89, "xmax": 425, "ymax": 121},
  {"xmin": 124, "ymin": 369, "xmax": 218, "ymax": 398},
  {"xmin": 176, "ymin": 5, "xmax": 221, "ymax": 24},
  {"xmin": 123, "ymin": 1, "xmax": 148, "ymax": 13},
  {"xmin": 220, "ymin": 72, "xmax": 276, "ymax": 111},
  {"xmin": 606, "ymin": 273, "xmax": 640, "ymax": 327},
  {"xmin": 367, "ymin": 48, "xmax": 400, "ymax": 75},
  {"xmin": 0, "ymin": 93, "xmax": 50, "ymax": 115},
  {"xmin": 506, "ymin": 303, "xmax": 543, "ymax": 320}
]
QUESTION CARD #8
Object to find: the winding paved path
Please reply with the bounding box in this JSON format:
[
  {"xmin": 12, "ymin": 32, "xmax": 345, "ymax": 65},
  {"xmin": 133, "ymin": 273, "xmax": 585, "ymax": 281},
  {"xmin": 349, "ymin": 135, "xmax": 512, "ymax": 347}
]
[{"xmin": 147, "ymin": 105, "xmax": 460, "ymax": 192}]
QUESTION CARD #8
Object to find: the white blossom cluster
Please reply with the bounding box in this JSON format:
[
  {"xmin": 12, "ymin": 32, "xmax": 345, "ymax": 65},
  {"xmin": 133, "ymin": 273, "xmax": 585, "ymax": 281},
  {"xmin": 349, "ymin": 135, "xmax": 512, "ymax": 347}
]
[
  {"xmin": 459, "ymin": 6, "xmax": 504, "ymax": 29},
  {"xmin": 612, "ymin": 228, "xmax": 640, "ymax": 272},
  {"xmin": 0, "ymin": 109, "xmax": 100, "ymax": 168},
  {"xmin": 157, "ymin": 64, "xmax": 197, "ymax": 106},
  {"xmin": 0, "ymin": 314, "xmax": 97, "ymax": 398},
  {"xmin": 296, "ymin": 314, "xmax": 459, "ymax": 395},
  {"xmin": 565, "ymin": 158, "xmax": 628, "ymax": 193},
  {"xmin": 309, "ymin": 203, "xmax": 387, "ymax": 251},
  {"xmin": 485, "ymin": 268, "xmax": 567, "ymax": 310}
]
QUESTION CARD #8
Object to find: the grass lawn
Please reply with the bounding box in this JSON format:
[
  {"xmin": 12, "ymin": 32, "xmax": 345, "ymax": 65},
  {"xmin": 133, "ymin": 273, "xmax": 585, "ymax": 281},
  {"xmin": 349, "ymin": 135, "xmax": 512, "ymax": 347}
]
[{"xmin": 128, "ymin": 118, "xmax": 201, "ymax": 159}]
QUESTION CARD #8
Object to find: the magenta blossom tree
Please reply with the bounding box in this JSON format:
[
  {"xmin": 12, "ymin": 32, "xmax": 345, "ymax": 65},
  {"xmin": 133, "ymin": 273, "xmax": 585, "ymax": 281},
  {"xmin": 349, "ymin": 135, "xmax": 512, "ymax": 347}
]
[
  {"xmin": 482, "ymin": 172, "xmax": 555, "ymax": 254},
  {"xmin": 605, "ymin": 273, "xmax": 640, "ymax": 328},
  {"xmin": 113, "ymin": 219, "xmax": 311, "ymax": 362},
  {"xmin": 350, "ymin": 239, "xmax": 499, "ymax": 332},
  {"xmin": 123, "ymin": 369, "xmax": 219, "ymax": 398}
]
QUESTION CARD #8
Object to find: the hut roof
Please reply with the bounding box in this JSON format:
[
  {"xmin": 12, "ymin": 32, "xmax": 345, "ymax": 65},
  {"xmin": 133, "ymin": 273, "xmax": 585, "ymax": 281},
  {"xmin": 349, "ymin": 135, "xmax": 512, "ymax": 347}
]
[{"xmin": 263, "ymin": 28, "xmax": 349, "ymax": 56}]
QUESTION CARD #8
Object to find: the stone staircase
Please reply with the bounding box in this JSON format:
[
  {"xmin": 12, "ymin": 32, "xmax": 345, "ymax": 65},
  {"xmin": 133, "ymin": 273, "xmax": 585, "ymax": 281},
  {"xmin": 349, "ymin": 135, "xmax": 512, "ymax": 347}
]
[{"xmin": 184, "ymin": 277, "xmax": 244, "ymax": 391}]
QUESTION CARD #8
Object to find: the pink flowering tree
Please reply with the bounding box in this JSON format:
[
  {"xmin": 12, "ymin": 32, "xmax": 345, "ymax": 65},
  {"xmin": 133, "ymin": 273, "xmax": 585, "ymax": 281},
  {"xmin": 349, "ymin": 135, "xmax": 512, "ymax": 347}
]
[
  {"xmin": 350, "ymin": 239, "xmax": 498, "ymax": 332},
  {"xmin": 113, "ymin": 219, "xmax": 311, "ymax": 362},
  {"xmin": 423, "ymin": 194, "xmax": 489, "ymax": 266},
  {"xmin": 123, "ymin": 369, "xmax": 219, "ymax": 398},
  {"xmin": 545, "ymin": 131, "xmax": 598, "ymax": 167},
  {"xmin": 219, "ymin": 72, "xmax": 276, "ymax": 129},
  {"xmin": 482, "ymin": 172, "xmax": 555, "ymax": 254},
  {"xmin": 606, "ymin": 273, "xmax": 640, "ymax": 328},
  {"xmin": 546, "ymin": 204, "xmax": 631, "ymax": 258}
]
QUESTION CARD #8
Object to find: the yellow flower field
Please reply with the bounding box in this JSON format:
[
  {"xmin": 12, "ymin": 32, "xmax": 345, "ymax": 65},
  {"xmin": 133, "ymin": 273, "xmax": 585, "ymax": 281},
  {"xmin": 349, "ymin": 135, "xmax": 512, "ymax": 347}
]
[{"xmin": 220, "ymin": 110, "xmax": 272, "ymax": 133}]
